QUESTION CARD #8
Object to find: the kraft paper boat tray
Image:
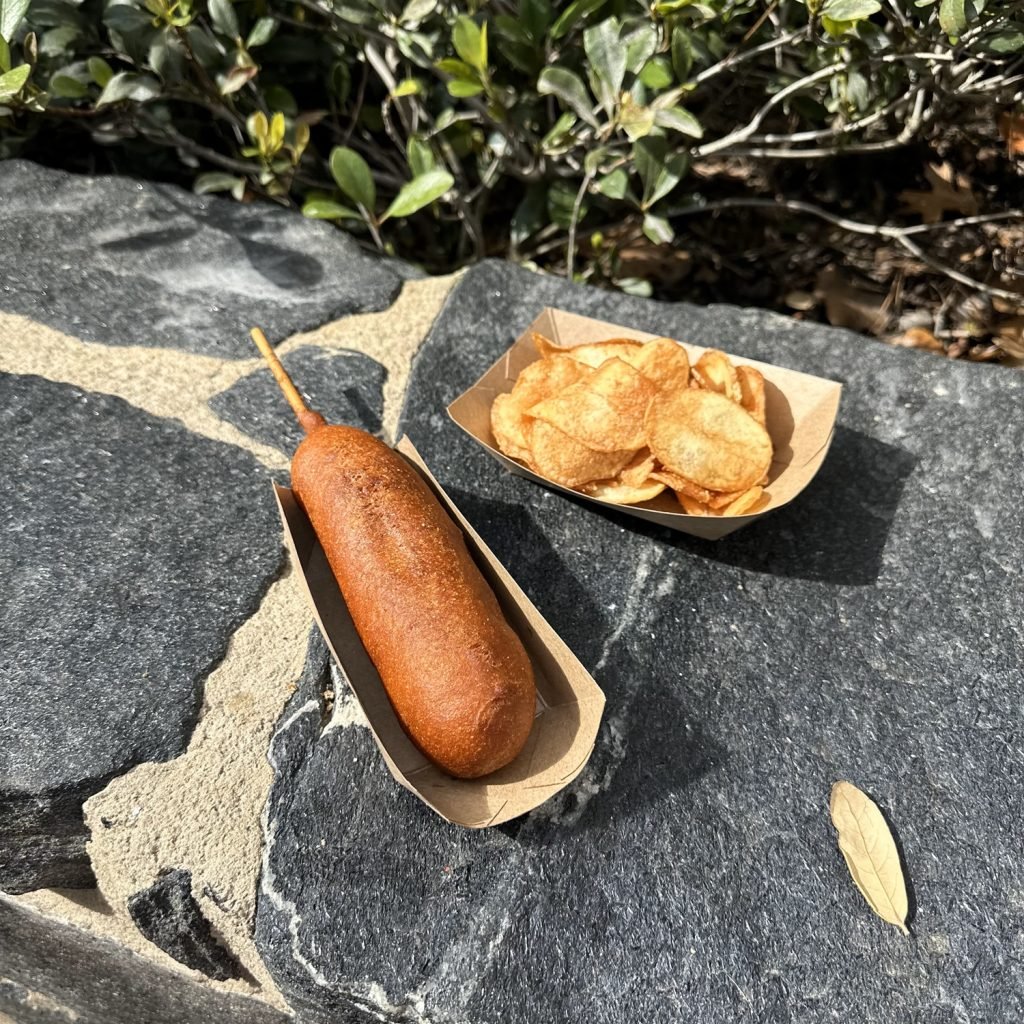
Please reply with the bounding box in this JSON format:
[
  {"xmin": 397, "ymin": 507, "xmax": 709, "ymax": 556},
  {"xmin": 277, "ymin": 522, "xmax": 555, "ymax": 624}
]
[
  {"xmin": 273, "ymin": 436, "xmax": 606, "ymax": 828},
  {"xmin": 448, "ymin": 307, "xmax": 843, "ymax": 541}
]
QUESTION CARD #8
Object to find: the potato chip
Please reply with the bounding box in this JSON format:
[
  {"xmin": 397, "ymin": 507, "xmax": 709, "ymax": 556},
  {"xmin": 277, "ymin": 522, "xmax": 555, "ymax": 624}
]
[
  {"xmin": 490, "ymin": 354, "xmax": 588, "ymax": 461},
  {"xmin": 512, "ymin": 353, "xmax": 588, "ymax": 408},
  {"xmin": 645, "ymin": 388, "xmax": 773, "ymax": 492},
  {"xmin": 528, "ymin": 420, "xmax": 635, "ymax": 488},
  {"xmin": 625, "ymin": 338, "xmax": 690, "ymax": 392},
  {"xmin": 490, "ymin": 393, "xmax": 533, "ymax": 462},
  {"xmin": 721, "ymin": 485, "xmax": 766, "ymax": 516},
  {"xmin": 736, "ymin": 364, "xmax": 766, "ymax": 426},
  {"xmin": 705, "ymin": 487, "xmax": 746, "ymax": 510},
  {"xmin": 533, "ymin": 332, "xmax": 645, "ymax": 370},
  {"xmin": 530, "ymin": 357, "xmax": 657, "ymax": 452},
  {"xmin": 582, "ymin": 478, "xmax": 667, "ymax": 505},
  {"xmin": 619, "ymin": 448, "xmax": 656, "ymax": 488},
  {"xmin": 692, "ymin": 349, "xmax": 740, "ymax": 402},
  {"xmin": 650, "ymin": 468, "xmax": 713, "ymax": 504},
  {"xmin": 531, "ymin": 332, "xmax": 563, "ymax": 359},
  {"xmin": 675, "ymin": 493, "xmax": 711, "ymax": 516}
]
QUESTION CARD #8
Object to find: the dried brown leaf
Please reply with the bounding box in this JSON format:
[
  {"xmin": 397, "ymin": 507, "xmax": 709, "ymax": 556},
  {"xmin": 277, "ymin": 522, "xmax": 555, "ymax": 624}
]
[
  {"xmin": 998, "ymin": 112, "xmax": 1024, "ymax": 157},
  {"xmin": 815, "ymin": 267, "xmax": 890, "ymax": 335},
  {"xmin": 995, "ymin": 316, "xmax": 1024, "ymax": 358},
  {"xmin": 890, "ymin": 327, "xmax": 944, "ymax": 352},
  {"xmin": 829, "ymin": 781, "xmax": 910, "ymax": 936},
  {"xmin": 899, "ymin": 162, "xmax": 978, "ymax": 225}
]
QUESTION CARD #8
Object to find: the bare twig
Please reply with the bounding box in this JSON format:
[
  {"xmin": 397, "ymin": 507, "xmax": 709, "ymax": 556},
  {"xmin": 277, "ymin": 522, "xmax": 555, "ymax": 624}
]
[
  {"xmin": 696, "ymin": 65, "xmax": 842, "ymax": 157},
  {"xmin": 669, "ymin": 198, "xmax": 1024, "ymax": 304},
  {"xmin": 566, "ymin": 172, "xmax": 593, "ymax": 280},
  {"xmin": 693, "ymin": 29, "xmax": 805, "ymax": 86}
]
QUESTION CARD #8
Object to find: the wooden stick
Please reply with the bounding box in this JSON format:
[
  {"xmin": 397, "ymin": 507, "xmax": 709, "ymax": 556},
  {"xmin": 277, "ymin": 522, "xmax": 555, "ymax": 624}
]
[
  {"xmin": 250, "ymin": 327, "xmax": 326, "ymax": 435},
  {"xmin": 250, "ymin": 327, "xmax": 308, "ymax": 419}
]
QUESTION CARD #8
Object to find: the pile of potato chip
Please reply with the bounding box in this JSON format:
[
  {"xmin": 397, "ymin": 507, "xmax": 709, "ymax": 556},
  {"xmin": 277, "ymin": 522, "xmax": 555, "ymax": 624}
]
[{"xmin": 490, "ymin": 333, "xmax": 773, "ymax": 516}]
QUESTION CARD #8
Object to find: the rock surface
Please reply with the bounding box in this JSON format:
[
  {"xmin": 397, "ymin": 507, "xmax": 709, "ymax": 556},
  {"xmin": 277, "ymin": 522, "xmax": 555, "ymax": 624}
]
[
  {"xmin": 0, "ymin": 371, "xmax": 282, "ymax": 894},
  {"xmin": 255, "ymin": 261, "xmax": 1024, "ymax": 1023},
  {"xmin": 210, "ymin": 346, "xmax": 386, "ymax": 455},
  {"xmin": 0, "ymin": 160, "xmax": 402, "ymax": 358},
  {"xmin": 0, "ymin": 892, "xmax": 290, "ymax": 1024},
  {"xmin": 127, "ymin": 869, "xmax": 245, "ymax": 982}
]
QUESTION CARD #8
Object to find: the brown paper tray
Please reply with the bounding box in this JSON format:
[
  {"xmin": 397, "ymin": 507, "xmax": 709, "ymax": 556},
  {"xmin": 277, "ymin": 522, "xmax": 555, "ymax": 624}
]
[
  {"xmin": 273, "ymin": 436, "xmax": 606, "ymax": 828},
  {"xmin": 448, "ymin": 307, "xmax": 843, "ymax": 541}
]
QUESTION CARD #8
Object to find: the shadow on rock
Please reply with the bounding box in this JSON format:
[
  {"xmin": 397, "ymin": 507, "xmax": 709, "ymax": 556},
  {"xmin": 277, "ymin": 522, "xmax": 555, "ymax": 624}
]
[
  {"xmin": 577, "ymin": 426, "xmax": 917, "ymax": 586},
  {"xmin": 449, "ymin": 489, "xmax": 726, "ymax": 838},
  {"xmin": 446, "ymin": 488, "xmax": 612, "ymax": 670}
]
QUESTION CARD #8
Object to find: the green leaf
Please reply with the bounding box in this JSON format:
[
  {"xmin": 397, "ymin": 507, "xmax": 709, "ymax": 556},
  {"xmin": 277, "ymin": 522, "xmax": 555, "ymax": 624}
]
[
  {"xmin": 844, "ymin": 68, "xmax": 869, "ymax": 110},
  {"xmin": 653, "ymin": 106, "xmax": 703, "ymax": 138},
  {"xmin": 671, "ymin": 25, "xmax": 693, "ymax": 82},
  {"xmin": 264, "ymin": 84, "xmax": 296, "ymax": 116},
  {"xmin": 436, "ymin": 57, "xmax": 477, "ymax": 79},
  {"xmin": 521, "ymin": 0, "xmax": 551, "ymax": 40},
  {"xmin": 985, "ymin": 28, "xmax": 1024, "ymax": 53},
  {"xmin": 195, "ymin": 172, "xmax": 244, "ymax": 195},
  {"xmin": 619, "ymin": 95, "xmax": 655, "ymax": 140},
  {"xmin": 447, "ymin": 78, "xmax": 483, "ymax": 97},
  {"xmin": 623, "ymin": 22, "xmax": 658, "ymax": 74},
  {"xmin": 0, "ymin": 61, "xmax": 29, "ymax": 98},
  {"xmin": 329, "ymin": 146, "xmax": 376, "ymax": 212},
  {"xmin": 537, "ymin": 66, "xmax": 598, "ymax": 128},
  {"xmin": 616, "ymin": 276, "xmax": 652, "ymax": 297},
  {"xmin": 302, "ymin": 197, "xmax": 361, "ymax": 220},
  {"xmin": 938, "ymin": 0, "xmax": 967, "ymax": 35},
  {"xmin": 821, "ymin": 16, "xmax": 856, "ymax": 38},
  {"xmin": 595, "ymin": 166, "xmax": 629, "ymax": 200},
  {"xmin": 50, "ymin": 69, "xmax": 88, "ymax": 97},
  {"xmin": 634, "ymin": 136, "xmax": 688, "ymax": 209},
  {"xmin": 540, "ymin": 110, "xmax": 578, "ymax": 154},
  {"xmin": 395, "ymin": 27, "xmax": 436, "ymax": 64},
  {"xmin": 39, "ymin": 25, "xmax": 79, "ymax": 57},
  {"xmin": 247, "ymin": 111, "xmax": 268, "ymax": 143},
  {"xmin": 642, "ymin": 212, "xmax": 674, "ymax": 245},
  {"xmin": 0, "ymin": 36, "xmax": 9, "ymax": 72},
  {"xmin": 400, "ymin": 0, "xmax": 436, "ymax": 23},
  {"xmin": 329, "ymin": 61, "xmax": 350, "ymax": 105},
  {"xmin": 87, "ymin": 56, "xmax": 113, "ymax": 86},
  {"xmin": 453, "ymin": 15, "xmax": 486, "ymax": 73},
  {"xmin": 96, "ymin": 71, "xmax": 159, "ymax": 106},
  {"xmin": 246, "ymin": 16, "xmax": 277, "ymax": 48},
  {"xmin": 392, "ymin": 77, "xmax": 423, "ymax": 97},
  {"xmin": 640, "ymin": 56, "xmax": 673, "ymax": 90},
  {"xmin": 547, "ymin": 178, "xmax": 585, "ymax": 228},
  {"xmin": 511, "ymin": 183, "xmax": 546, "ymax": 249},
  {"xmin": 268, "ymin": 111, "xmax": 285, "ymax": 152},
  {"xmin": 209, "ymin": 0, "xmax": 239, "ymax": 39},
  {"xmin": 550, "ymin": 0, "xmax": 605, "ymax": 39},
  {"xmin": 820, "ymin": 0, "xmax": 881, "ymax": 17},
  {"xmin": 381, "ymin": 168, "xmax": 453, "ymax": 220},
  {"xmin": 584, "ymin": 18, "xmax": 625, "ymax": 116},
  {"xmin": 406, "ymin": 135, "xmax": 436, "ymax": 176},
  {"xmin": 0, "ymin": 0, "xmax": 30, "ymax": 44}
]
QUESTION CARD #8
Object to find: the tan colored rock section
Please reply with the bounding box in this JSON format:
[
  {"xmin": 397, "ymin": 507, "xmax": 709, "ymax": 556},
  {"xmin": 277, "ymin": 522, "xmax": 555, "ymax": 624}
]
[{"xmin": 4, "ymin": 272, "xmax": 458, "ymax": 1010}]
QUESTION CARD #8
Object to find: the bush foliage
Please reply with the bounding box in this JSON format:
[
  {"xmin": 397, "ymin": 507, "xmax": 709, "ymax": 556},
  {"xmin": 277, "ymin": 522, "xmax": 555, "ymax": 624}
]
[{"xmin": 1, "ymin": 0, "xmax": 1021, "ymax": 283}]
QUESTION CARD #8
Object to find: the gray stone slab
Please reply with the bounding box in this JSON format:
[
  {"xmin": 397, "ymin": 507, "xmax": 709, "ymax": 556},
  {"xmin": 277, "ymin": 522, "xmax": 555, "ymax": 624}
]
[
  {"xmin": 128, "ymin": 869, "xmax": 245, "ymax": 982},
  {"xmin": 254, "ymin": 261, "xmax": 1024, "ymax": 1023},
  {"xmin": 0, "ymin": 893, "xmax": 290, "ymax": 1024},
  {"xmin": 0, "ymin": 161, "xmax": 402, "ymax": 358},
  {"xmin": 0, "ymin": 371, "xmax": 282, "ymax": 894},
  {"xmin": 210, "ymin": 347, "xmax": 386, "ymax": 456}
]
